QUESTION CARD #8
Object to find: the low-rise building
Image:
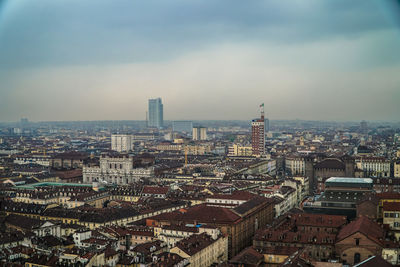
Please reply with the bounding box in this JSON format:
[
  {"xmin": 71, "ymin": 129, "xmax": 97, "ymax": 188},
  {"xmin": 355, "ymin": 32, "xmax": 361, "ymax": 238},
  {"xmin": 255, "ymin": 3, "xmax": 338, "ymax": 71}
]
[
  {"xmin": 170, "ymin": 233, "xmax": 228, "ymax": 267},
  {"xmin": 228, "ymin": 144, "xmax": 253, "ymax": 157},
  {"xmin": 383, "ymin": 202, "xmax": 400, "ymax": 241},
  {"xmin": 335, "ymin": 216, "xmax": 390, "ymax": 265}
]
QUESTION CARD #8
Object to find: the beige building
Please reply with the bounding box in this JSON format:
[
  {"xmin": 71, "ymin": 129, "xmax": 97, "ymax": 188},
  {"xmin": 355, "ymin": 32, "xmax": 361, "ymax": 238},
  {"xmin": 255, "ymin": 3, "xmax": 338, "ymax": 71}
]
[
  {"xmin": 394, "ymin": 161, "xmax": 400, "ymax": 178},
  {"xmin": 228, "ymin": 144, "xmax": 253, "ymax": 156},
  {"xmin": 382, "ymin": 247, "xmax": 400, "ymax": 266},
  {"xmin": 192, "ymin": 127, "xmax": 207, "ymax": 141},
  {"xmin": 293, "ymin": 176, "xmax": 310, "ymax": 199},
  {"xmin": 154, "ymin": 224, "xmax": 220, "ymax": 248},
  {"xmin": 383, "ymin": 202, "xmax": 400, "ymax": 241},
  {"xmin": 186, "ymin": 144, "xmax": 212, "ymax": 155},
  {"xmin": 355, "ymin": 156, "xmax": 391, "ymax": 177},
  {"xmin": 285, "ymin": 156, "xmax": 306, "ymax": 176},
  {"xmin": 170, "ymin": 233, "xmax": 228, "ymax": 267}
]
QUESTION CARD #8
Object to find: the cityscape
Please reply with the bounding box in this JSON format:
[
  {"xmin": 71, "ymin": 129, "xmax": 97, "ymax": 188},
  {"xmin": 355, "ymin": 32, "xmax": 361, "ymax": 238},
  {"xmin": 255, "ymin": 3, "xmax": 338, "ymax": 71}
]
[{"xmin": 1, "ymin": 1, "xmax": 400, "ymax": 267}]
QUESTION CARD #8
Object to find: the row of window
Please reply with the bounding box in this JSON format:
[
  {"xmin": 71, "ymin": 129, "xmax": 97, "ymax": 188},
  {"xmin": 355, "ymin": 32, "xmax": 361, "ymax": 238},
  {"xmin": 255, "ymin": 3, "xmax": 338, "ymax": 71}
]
[{"xmin": 384, "ymin": 212, "xmax": 400, "ymax": 218}]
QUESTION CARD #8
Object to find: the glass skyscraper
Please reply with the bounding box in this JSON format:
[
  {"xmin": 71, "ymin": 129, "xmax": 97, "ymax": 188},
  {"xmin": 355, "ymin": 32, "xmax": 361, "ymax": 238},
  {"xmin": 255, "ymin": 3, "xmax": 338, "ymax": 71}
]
[{"xmin": 148, "ymin": 98, "xmax": 163, "ymax": 129}]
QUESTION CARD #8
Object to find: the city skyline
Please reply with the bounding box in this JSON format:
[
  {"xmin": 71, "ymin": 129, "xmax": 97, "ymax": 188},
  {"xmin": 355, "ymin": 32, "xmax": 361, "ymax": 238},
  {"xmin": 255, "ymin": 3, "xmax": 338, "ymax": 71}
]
[
  {"xmin": 1, "ymin": 1, "xmax": 400, "ymax": 265},
  {"xmin": 1, "ymin": 1, "xmax": 400, "ymax": 122}
]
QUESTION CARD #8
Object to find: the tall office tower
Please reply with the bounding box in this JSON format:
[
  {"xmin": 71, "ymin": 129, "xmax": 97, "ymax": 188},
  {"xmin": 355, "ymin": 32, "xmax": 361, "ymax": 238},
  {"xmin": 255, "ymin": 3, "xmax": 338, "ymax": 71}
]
[
  {"xmin": 360, "ymin": 120, "xmax": 368, "ymax": 133},
  {"xmin": 251, "ymin": 104, "xmax": 265, "ymax": 156},
  {"xmin": 148, "ymin": 98, "xmax": 163, "ymax": 129},
  {"xmin": 172, "ymin": 121, "xmax": 193, "ymax": 133},
  {"xmin": 111, "ymin": 134, "xmax": 132, "ymax": 152},
  {"xmin": 192, "ymin": 127, "xmax": 207, "ymax": 140}
]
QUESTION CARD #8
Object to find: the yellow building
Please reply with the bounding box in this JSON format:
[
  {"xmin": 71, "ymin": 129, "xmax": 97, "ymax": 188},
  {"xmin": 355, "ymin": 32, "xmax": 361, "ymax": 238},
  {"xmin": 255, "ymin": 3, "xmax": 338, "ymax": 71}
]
[
  {"xmin": 376, "ymin": 193, "xmax": 400, "ymax": 219},
  {"xmin": 228, "ymin": 144, "xmax": 253, "ymax": 156},
  {"xmin": 170, "ymin": 233, "xmax": 228, "ymax": 267},
  {"xmin": 185, "ymin": 144, "xmax": 212, "ymax": 155},
  {"xmin": 383, "ymin": 202, "xmax": 400, "ymax": 241},
  {"xmin": 382, "ymin": 247, "xmax": 400, "ymax": 266},
  {"xmin": 260, "ymin": 247, "xmax": 300, "ymax": 265},
  {"xmin": 24, "ymin": 255, "xmax": 59, "ymax": 267},
  {"xmin": 394, "ymin": 161, "xmax": 400, "ymax": 178}
]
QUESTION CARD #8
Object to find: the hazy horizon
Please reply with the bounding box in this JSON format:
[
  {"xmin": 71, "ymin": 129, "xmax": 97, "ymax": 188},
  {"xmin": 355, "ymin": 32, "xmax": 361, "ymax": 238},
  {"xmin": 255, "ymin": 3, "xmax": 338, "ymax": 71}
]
[{"xmin": 1, "ymin": 0, "xmax": 400, "ymax": 122}]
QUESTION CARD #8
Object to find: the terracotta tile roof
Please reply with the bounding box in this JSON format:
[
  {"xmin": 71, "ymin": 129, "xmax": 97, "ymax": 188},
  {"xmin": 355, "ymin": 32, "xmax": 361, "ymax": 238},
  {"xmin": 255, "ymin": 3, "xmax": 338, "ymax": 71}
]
[
  {"xmin": 229, "ymin": 246, "xmax": 263, "ymax": 265},
  {"xmin": 5, "ymin": 214, "xmax": 44, "ymax": 230},
  {"xmin": 353, "ymin": 255, "xmax": 393, "ymax": 267},
  {"xmin": 233, "ymin": 196, "xmax": 271, "ymax": 215},
  {"xmin": 149, "ymin": 204, "xmax": 241, "ymax": 224},
  {"xmin": 254, "ymin": 228, "xmax": 336, "ymax": 245},
  {"xmin": 26, "ymin": 255, "xmax": 59, "ymax": 265},
  {"xmin": 314, "ymin": 158, "xmax": 345, "ymax": 170},
  {"xmin": 293, "ymin": 213, "xmax": 347, "ymax": 228},
  {"xmin": 142, "ymin": 186, "xmax": 169, "ymax": 195},
  {"xmin": 132, "ymin": 240, "xmax": 164, "ymax": 254},
  {"xmin": 55, "ymin": 169, "xmax": 82, "ymax": 179},
  {"xmin": 337, "ymin": 216, "xmax": 384, "ymax": 244},
  {"xmin": 174, "ymin": 233, "xmax": 216, "ymax": 256},
  {"xmin": 257, "ymin": 246, "xmax": 301, "ymax": 256},
  {"xmin": 376, "ymin": 192, "xmax": 400, "ymax": 200},
  {"xmin": 162, "ymin": 224, "xmax": 199, "ymax": 233},
  {"xmin": 383, "ymin": 202, "xmax": 400, "ymax": 211},
  {"xmin": 151, "ymin": 252, "xmax": 185, "ymax": 267}
]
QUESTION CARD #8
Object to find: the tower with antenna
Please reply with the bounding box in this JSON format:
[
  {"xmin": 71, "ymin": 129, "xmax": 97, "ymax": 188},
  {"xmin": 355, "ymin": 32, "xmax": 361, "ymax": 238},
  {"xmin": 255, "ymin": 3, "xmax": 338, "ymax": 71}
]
[{"xmin": 251, "ymin": 103, "xmax": 266, "ymax": 156}]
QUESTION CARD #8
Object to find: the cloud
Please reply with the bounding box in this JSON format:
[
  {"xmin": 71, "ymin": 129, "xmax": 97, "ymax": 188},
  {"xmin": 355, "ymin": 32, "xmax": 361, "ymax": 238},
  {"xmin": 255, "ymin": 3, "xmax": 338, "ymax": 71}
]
[
  {"xmin": 0, "ymin": 0, "xmax": 396, "ymax": 68},
  {"xmin": 0, "ymin": 0, "xmax": 399, "ymax": 121},
  {"xmin": 1, "ymin": 33, "xmax": 399, "ymax": 122}
]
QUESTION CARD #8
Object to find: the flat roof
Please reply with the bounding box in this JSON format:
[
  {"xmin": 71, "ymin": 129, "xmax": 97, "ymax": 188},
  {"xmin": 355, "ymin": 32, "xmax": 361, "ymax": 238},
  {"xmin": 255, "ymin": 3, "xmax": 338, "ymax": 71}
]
[{"xmin": 326, "ymin": 177, "xmax": 373, "ymax": 184}]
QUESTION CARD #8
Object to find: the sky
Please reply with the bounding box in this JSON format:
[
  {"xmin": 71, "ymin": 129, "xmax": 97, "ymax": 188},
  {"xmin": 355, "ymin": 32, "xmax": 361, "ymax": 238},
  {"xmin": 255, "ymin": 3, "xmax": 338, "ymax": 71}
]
[{"xmin": 0, "ymin": 0, "xmax": 400, "ymax": 122}]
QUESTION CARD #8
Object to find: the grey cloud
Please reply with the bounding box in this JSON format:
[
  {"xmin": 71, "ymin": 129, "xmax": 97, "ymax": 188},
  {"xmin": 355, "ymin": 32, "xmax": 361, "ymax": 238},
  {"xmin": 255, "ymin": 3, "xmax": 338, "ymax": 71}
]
[
  {"xmin": 0, "ymin": 0, "xmax": 399, "ymax": 122},
  {"xmin": 0, "ymin": 0, "xmax": 397, "ymax": 69}
]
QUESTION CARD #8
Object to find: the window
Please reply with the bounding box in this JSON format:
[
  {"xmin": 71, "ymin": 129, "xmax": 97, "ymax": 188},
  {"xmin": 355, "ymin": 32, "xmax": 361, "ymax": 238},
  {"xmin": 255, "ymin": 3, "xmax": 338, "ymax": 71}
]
[
  {"xmin": 355, "ymin": 238, "xmax": 360, "ymax": 246},
  {"xmin": 354, "ymin": 253, "xmax": 361, "ymax": 264}
]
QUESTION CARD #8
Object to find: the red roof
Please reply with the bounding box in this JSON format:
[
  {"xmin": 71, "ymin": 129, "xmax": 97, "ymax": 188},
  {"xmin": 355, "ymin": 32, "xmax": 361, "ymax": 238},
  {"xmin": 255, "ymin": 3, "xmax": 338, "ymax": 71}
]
[
  {"xmin": 337, "ymin": 216, "xmax": 384, "ymax": 244},
  {"xmin": 149, "ymin": 204, "xmax": 241, "ymax": 224},
  {"xmin": 383, "ymin": 202, "xmax": 400, "ymax": 211},
  {"xmin": 142, "ymin": 186, "xmax": 169, "ymax": 195},
  {"xmin": 175, "ymin": 233, "xmax": 217, "ymax": 256},
  {"xmin": 56, "ymin": 169, "xmax": 82, "ymax": 179},
  {"xmin": 294, "ymin": 213, "xmax": 347, "ymax": 228},
  {"xmin": 376, "ymin": 192, "xmax": 400, "ymax": 200},
  {"xmin": 229, "ymin": 246, "xmax": 263, "ymax": 265}
]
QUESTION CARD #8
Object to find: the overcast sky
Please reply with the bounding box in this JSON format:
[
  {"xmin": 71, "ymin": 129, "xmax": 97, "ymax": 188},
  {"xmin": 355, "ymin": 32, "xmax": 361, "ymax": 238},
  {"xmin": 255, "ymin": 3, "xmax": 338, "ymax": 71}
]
[{"xmin": 0, "ymin": 0, "xmax": 399, "ymax": 122}]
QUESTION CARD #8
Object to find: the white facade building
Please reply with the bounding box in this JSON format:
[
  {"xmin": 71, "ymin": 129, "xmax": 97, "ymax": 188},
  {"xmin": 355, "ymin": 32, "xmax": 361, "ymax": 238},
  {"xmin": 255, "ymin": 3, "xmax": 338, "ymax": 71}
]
[
  {"xmin": 14, "ymin": 155, "xmax": 51, "ymax": 167},
  {"xmin": 356, "ymin": 156, "xmax": 391, "ymax": 177},
  {"xmin": 111, "ymin": 134, "xmax": 132, "ymax": 152},
  {"xmin": 285, "ymin": 156, "xmax": 306, "ymax": 176},
  {"xmin": 83, "ymin": 154, "xmax": 153, "ymax": 185}
]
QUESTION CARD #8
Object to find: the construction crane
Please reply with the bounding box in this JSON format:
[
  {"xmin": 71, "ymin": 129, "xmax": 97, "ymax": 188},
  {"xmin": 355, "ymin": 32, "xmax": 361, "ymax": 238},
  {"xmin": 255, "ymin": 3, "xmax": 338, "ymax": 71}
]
[{"xmin": 185, "ymin": 146, "xmax": 188, "ymax": 167}]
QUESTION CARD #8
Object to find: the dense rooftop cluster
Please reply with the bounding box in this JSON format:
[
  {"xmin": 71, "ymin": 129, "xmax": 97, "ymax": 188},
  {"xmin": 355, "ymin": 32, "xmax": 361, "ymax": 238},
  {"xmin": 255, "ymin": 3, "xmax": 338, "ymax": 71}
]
[{"xmin": 0, "ymin": 120, "xmax": 399, "ymax": 266}]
